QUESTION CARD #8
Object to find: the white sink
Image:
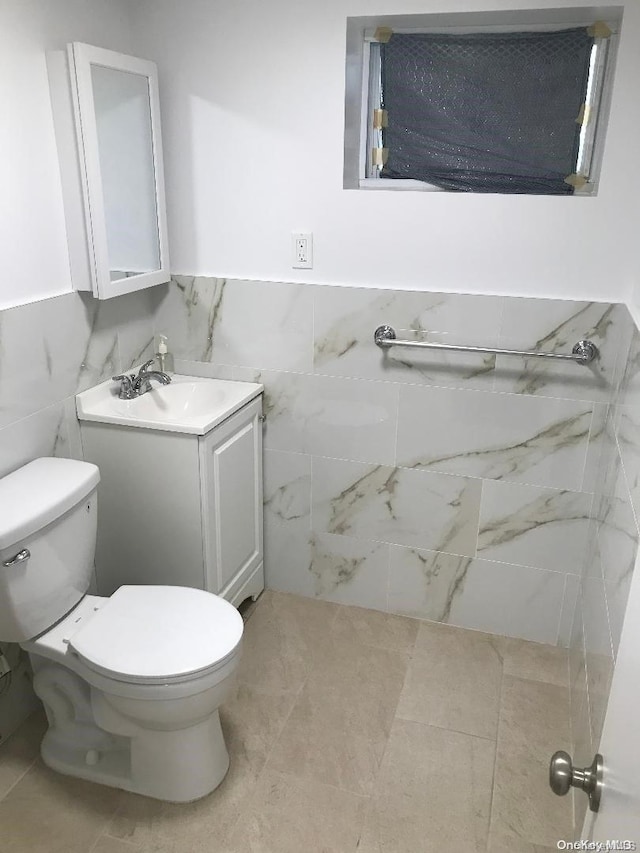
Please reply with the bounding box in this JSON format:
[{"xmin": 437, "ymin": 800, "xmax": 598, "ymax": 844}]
[{"xmin": 76, "ymin": 374, "xmax": 263, "ymax": 435}]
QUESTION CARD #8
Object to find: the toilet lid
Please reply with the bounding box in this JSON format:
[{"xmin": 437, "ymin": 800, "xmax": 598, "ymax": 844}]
[{"xmin": 68, "ymin": 586, "xmax": 243, "ymax": 684}]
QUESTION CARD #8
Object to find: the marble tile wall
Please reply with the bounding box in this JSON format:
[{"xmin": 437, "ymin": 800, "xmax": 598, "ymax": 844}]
[
  {"xmin": 3, "ymin": 274, "xmax": 638, "ymax": 839},
  {"xmin": 153, "ymin": 276, "xmax": 633, "ymax": 649},
  {"xmin": 568, "ymin": 307, "xmax": 640, "ymax": 835},
  {"xmin": 0, "ymin": 287, "xmax": 161, "ymax": 743}
]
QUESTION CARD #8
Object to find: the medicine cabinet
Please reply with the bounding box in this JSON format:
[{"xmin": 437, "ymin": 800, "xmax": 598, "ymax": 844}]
[{"xmin": 48, "ymin": 43, "xmax": 170, "ymax": 299}]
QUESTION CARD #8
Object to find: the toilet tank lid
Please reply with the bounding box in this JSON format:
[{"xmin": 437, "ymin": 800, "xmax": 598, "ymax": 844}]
[{"xmin": 0, "ymin": 458, "xmax": 100, "ymax": 550}]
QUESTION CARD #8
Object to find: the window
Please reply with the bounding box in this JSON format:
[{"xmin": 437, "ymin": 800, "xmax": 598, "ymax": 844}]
[{"xmin": 344, "ymin": 9, "xmax": 621, "ymax": 195}]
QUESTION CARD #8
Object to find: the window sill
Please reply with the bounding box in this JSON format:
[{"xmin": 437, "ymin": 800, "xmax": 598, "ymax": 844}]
[
  {"xmin": 358, "ymin": 178, "xmax": 597, "ymax": 196},
  {"xmin": 358, "ymin": 178, "xmax": 442, "ymax": 191}
]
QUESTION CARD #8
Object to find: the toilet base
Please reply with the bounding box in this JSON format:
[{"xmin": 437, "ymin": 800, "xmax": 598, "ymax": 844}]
[
  {"xmin": 39, "ymin": 710, "xmax": 230, "ymax": 803},
  {"xmin": 31, "ymin": 661, "xmax": 234, "ymax": 803},
  {"xmin": 129, "ymin": 710, "xmax": 230, "ymax": 802}
]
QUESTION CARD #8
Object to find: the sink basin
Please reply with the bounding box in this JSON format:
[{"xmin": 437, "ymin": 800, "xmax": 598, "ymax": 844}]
[{"xmin": 76, "ymin": 374, "xmax": 263, "ymax": 434}]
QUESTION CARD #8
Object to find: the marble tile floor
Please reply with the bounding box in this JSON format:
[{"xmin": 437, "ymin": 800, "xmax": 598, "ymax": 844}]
[{"xmin": 0, "ymin": 591, "xmax": 573, "ymax": 852}]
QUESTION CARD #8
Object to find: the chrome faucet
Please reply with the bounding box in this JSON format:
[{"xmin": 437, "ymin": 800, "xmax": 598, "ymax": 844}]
[{"xmin": 112, "ymin": 359, "xmax": 172, "ymax": 399}]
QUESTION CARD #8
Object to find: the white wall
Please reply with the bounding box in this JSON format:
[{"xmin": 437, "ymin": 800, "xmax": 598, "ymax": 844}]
[
  {"xmin": 3, "ymin": 1, "xmax": 638, "ymax": 308},
  {"xmin": 0, "ymin": 0, "xmax": 136, "ymax": 309},
  {"xmin": 134, "ymin": 0, "xmax": 640, "ymax": 301}
]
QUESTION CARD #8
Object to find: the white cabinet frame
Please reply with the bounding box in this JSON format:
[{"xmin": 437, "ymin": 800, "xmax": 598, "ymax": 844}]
[{"xmin": 68, "ymin": 43, "xmax": 170, "ymax": 299}]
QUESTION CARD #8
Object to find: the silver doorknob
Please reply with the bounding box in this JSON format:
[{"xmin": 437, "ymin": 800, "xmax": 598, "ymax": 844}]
[{"xmin": 549, "ymin": 750, "xmax": 603, "ymax": 812}]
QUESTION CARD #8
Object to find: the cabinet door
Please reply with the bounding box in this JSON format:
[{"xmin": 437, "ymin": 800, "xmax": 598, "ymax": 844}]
[
  {"xmin": 63, "ymin": 43, "xmax": 170, "ymax": 298},
  {"xmin": 201, "ymin": 398, "xmax": 263, "ymax": 595}
]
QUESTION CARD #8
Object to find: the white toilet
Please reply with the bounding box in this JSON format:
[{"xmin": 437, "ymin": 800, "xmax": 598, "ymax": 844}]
[{"xmin": 0, "ymin": 457, "xmax": 244, "ymax": 803}]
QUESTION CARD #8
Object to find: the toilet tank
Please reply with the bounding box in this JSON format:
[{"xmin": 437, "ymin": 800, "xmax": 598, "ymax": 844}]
[{"xmin": 0, "ymin": 458, "xmax": 100, "ymax": 642}]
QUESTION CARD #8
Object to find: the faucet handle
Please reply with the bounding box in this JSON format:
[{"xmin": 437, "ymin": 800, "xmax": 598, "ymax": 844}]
[
  {"xmin": 112, "ymin": 373, "xmax": 136, "ymax": 400},
  {"xmin": 136, "ymin": 359, "xmax": 156, "ymax": 377}
]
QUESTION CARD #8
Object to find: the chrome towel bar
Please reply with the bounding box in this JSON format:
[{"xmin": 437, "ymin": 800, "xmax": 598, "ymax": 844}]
[{"xmin": 373, "ymin": 325, "xmax": 599, "ymax": 366}]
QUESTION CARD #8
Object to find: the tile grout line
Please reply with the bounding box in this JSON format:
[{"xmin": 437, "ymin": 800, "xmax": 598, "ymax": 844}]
[
  {"xmin": 92, "ymin": 833, "xmax": 139, "ymax": 851},
  {"xmin": 473, "ymin": 477, "xmax": 484, "ymax": 559},
  {"xmin": 385, "ymin": 383, "xmax": 402, "ymax": 616},
  {"xmin": 577, "ymin": 406, "xmax": 598, "ymax": 493},
  {"xmin": 269, "ymin": 447, "xmax": 598, "ymax": 495},
  {"xmin": 309, "ymin": 453, "xmax": 315, "ymax": 553},
  {"xmin": 221, "ymin": 677, "xmax": 314, "ymax": 840},
  {"xmin": 594, "ymin": 523, "xmax": 618, "ymax": 663},
  {"xmin": 213, "ymin": 353, "xmax": 606, "ymax": 406},
  {"xmin": 0, "ymin": 753, "xmax": 40, "ymax": 803},
  {"xmin": 391, "ymin": 714, "xmax": 500, "ymax": 744},
  {"xmin": 485, "ymin": 650, "xmax": 505, "ymax": 848},
  {"xmin": 249, "ymin": 765, "xmax": 372, "ymax": 803},
  {"xmin": 613, "ymin": 421, "xmax": 640, "ymax": 538},
  {"xmin": 351, "ymin": 630, "xmax": 417, "ymax": 848},
  {"xmin": 221, "ymin": 617, "xmax": 316, "ymax": 843},
  {"xmin": 555, "ymin": 573, "xmax": 569, "ymax": 647},
  {"xmin": 384, "ymin": 542, "xmax": 392, "ymax": 616},
  {"xmin": 329, "ymin": 603, "xmax": 342, "ymax": 628},
  {"xmin": 80, "ymin": 793, "xmax": 125, "ymax": 853},
  {"xmin": 308, "ymin": 529, "xmax": 587, "ymax": 585},
  {"xmin": 86, "ymin": 834, "xmax": 102, "ymax": 853}
]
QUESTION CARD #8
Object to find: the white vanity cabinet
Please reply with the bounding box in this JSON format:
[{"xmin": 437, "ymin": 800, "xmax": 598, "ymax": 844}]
[{"xmin": 80, "ymin": 396, "xmax": 264, "ymax": 606}]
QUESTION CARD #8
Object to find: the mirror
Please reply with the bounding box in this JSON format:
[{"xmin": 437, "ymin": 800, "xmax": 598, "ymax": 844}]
[
  {"xmin": 90, "ymin": 65, "xmax": 161, "ymax": 281},
  {"xmin": 48, "ymin": 43, "xmax": 170, "ymax": 299}
]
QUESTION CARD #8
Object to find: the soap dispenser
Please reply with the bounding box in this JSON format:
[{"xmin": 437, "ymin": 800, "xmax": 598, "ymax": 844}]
[{"xmin": 156, "ymin": 335, "xmax": 174, "ymax": 375}]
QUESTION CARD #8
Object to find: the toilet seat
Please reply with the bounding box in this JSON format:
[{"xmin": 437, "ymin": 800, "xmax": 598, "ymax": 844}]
[{"xmin": 68, "ymin": 585, "xmax": 243, "ymax": 686}]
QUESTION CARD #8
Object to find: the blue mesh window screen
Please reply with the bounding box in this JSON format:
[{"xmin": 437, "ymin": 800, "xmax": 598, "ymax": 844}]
[{"xmin": 379, "ymin": 28, "xmax": 595, "ymax": 194}]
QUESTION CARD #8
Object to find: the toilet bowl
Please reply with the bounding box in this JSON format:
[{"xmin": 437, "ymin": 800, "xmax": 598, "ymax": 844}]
[{"xmin": 0, "ymin": 457, "xmax": 244, "ymax": 802}]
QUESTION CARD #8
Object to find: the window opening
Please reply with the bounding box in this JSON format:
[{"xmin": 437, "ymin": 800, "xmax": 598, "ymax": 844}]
[{"xmin": 363, "ymin": 22, "xmax": 613, "ymax": 194}]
